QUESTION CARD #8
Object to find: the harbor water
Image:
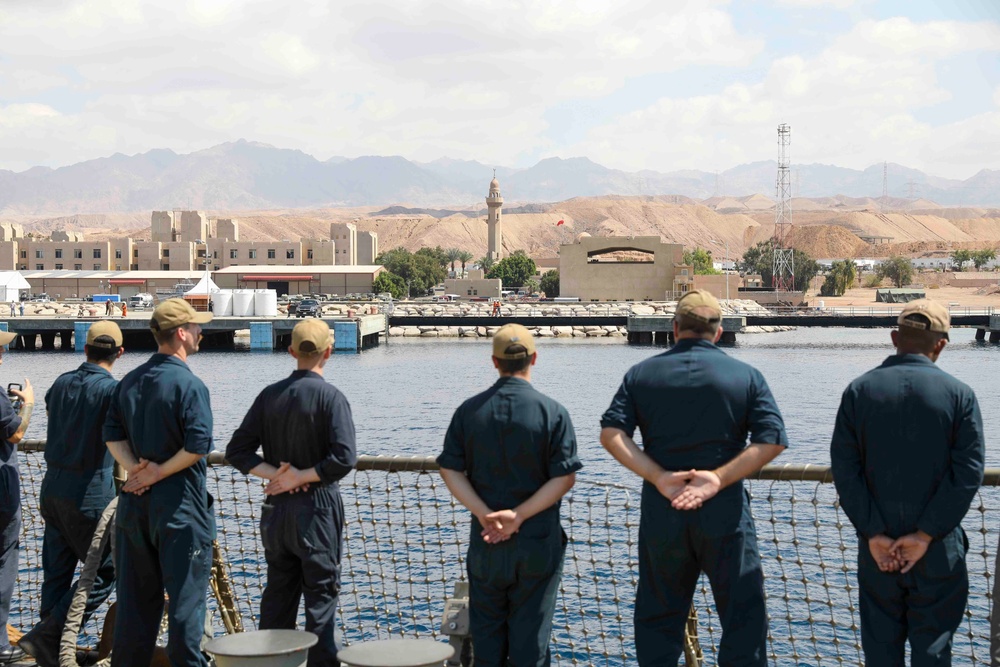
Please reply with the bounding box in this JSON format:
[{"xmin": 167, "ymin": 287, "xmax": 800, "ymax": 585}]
[
  {"xmin": 7, "ymin": 327, "xmax": 1000, "ymax": 664},
  {"xmin": 8, "ymin": 326, "xmax": 999, "ymax": 465}
]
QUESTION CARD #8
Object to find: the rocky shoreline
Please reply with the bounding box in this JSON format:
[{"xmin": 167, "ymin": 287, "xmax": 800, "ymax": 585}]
[{"xmin": 381, "ymin": 299, "xmax": 795, "ymax": 338}]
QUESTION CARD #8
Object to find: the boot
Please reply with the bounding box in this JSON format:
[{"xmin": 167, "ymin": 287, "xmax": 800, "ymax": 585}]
[{"xmin": 18, "ymin": 615, "xmax": 61, "ymax": 667}]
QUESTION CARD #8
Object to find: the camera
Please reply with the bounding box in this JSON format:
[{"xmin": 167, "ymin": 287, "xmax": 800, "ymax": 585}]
[{"xmin": 7, "ymin": 383, "xmax": 21, "ymax": 413}]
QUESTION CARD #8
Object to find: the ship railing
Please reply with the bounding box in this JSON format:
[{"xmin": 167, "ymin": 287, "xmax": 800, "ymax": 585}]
[{"xmin": 11, "ymin": 444, "xmax": 1000, "ymax": 666}]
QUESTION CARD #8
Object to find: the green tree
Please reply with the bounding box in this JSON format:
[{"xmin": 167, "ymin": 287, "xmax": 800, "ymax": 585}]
[
  {"xmin": 372, "ymin": 272, "xmax": 407, "ymax": 300},
  {"xmin": 820, "ymin": 260, "xmax": 857, "ymax": 297},
  {"xmin": 487, "ymin": 250, "xmax": 537, "ymax": 288},
  {"xmin": 524, "ymin": 278, "xmax": 540, "ymax": 295},
  {"xmin": 877, "ymin": 256, "xmax": 914, "ymax": 288},
  {"xmin": 737, "ymin": 240, "xmax": 818, "ymax": 291},
  {"xmin": 477, "ymin": 255, "xmax": 496, "ymax": 273},
  {"xmin": 951, "ymin": 249, "xmax": 972, "ymax": 271},
  {"xmin": 539, "ymin": 270, "xmax": 560, "ymax": 298},
  {"xmin": 682, "ymin": 248, "xmax": 721, "ymax": 275},
  {"xmin": 457, "ymin": 250, "xmax": 475, "ymax": 276},
  {"xmin": 446, "ymin": 247, "xmax": 461, "ymax": 274},
  {"xmin": 971, "ymin": 248, "xmax": 997, "ymax": 270},
  {"xmin": 376, "ymin": 247, "xmax": 448, "ymax": 296}
]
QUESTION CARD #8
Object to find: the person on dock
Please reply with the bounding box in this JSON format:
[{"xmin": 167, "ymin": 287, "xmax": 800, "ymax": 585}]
[
  {"xmin": 103, "ymin": 298, "xmax": 215, "ymax": 667},
  {"xmin": 19, "ymin": 321, "xmax": 124, "ymax": 667},
  {"xmin": 7, "ymin": 302, "xmax": 13, "ymax": 319},
  {"xmin": 226, "ymin": 318, "xmax": 357, "ymax": 666},
  {"xmin": 832, "ymin": 299, "xmax": 984, "ymax": 666},
  {"xmin": 599, "ymin": 289, "xmax": 787, "ymax": 666},
  {"xmin": 0, "ymin": 330, "xmax": 34, "ymax": 665},
  {"xmin": 438, "ymin": 323, "xmax": 581, "ymax": 667},
  {"xmin": 104, "ymin": 300, "xmax": 112, "ymax": 317},
  {"xmin": 121, "ymin": 302, "xmax": 127, "ymax": 318}
]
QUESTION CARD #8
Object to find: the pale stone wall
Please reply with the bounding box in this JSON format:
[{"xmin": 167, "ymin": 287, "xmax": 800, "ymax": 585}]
[
  {"xmin": 303, "ymin": 239, "xmax": 336, "ymax": 266},
  {"xmin": 330, "ymin": 223, "xmax": 357, "ymax": 266},
  {"xmin": 0, "ymin": 242, "xmax": 18, "ymax": 271},
  {"xmin": 559, "ymin": 236, "xmax": 684, "ymax": 301},
  {"xmin": 20, "ymin": 240, "xmax": 113, "ymax": 271},
  {"xmin": 151, "ymin": 211, "xmax": 175, "ymax": 243},
  {"xmin": 136, "ymin": 242, "xmax": 165, "ymax": 271},
  {"xmin": 51, "ymin": 230, "xmax": 84, "ymax": 242},
  {"xmin": 216, "ymin": 218, "xmax": 239, "ymax": 242},
  {"xmin": 443, "ymin": 278, "xmax": 502, "ymax": 298},
  {"xmin": 692, "ymin": 274, "xmax": 741, "ymax": 300},
  {"xmin": 357, "ymin": 231, "xmax": 378, "ymax": 265},
  {"xmin": 178, "ymin": 211, "xmax": 208, "ymax": 243},
  {"xmin": 110, "ymin": 238, "xmax": 134, "ymax": 271}
]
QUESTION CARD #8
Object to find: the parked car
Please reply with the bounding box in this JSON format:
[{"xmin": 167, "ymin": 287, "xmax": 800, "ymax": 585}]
[
  {"xmin": 29, "ymin": 294, "xmax": 52, "ymax": 303},
  {"xmin": 296, "ymin": 298, "xmax": 321, "ymax": 318}
]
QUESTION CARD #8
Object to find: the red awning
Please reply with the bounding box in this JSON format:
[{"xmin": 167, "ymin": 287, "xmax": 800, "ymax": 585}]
[
  {"xmin": 240, "ymin": 275, "xmax": 314, "ymax": 281},
  {"xmin": 108, "ymin": 279, "xmax": 147, "ymax": 285}
]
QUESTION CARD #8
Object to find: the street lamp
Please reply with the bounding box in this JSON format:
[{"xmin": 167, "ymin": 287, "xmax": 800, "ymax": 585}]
[{"xmin": 710, "ymin": 239, "xmax": 730, "ymax": 301}]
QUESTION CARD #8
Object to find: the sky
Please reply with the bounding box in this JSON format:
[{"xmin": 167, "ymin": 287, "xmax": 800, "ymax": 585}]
[{"xmin": 1, "ymin": 0, "xmax": 998, "ymax": 179}]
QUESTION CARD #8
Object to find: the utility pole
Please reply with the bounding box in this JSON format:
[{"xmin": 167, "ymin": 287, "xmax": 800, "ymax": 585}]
[{"xmin": 772, "ymin": 124, "xmax": 794, "ymax": 292}]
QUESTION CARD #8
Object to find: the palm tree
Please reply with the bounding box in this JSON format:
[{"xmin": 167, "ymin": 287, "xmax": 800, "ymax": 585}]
[
  {"xmin": 457, "ymin": 250, "xmax": 474, "ymax": 277},
  {"xmin": 446, "ymin": 248, "xmax": 461, "ymax": 275},
  {"xmin": 478, "ymin": 255, "xmax": 496, "ymax": 274}
]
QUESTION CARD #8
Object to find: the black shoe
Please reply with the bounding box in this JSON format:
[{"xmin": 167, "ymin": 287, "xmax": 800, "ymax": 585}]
[
  {"xmin": 0, "ymin": 644, "xmax": 25, "ymax": 664},
  {"xmin": 18, "ymin": 618, "xmax": 60, "ymax": 667}
]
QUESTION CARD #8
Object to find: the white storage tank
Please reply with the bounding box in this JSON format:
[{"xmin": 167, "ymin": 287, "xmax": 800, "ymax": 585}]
[
  {"xmin": 254, "ymin": 290, "xmax": 278, "ymax": 317},
  {"xmin": 232, "ymin": 290, "xmax": 254, "ymax": 317},
  {"xmin": 212, "ymin": 290, "xmax": 234, "ymax": 316}
]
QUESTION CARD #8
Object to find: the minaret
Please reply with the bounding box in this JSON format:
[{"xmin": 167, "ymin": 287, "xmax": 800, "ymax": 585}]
[{"xmin": 486, "ymin": 171, "xmax": 503, "ymax": 261}]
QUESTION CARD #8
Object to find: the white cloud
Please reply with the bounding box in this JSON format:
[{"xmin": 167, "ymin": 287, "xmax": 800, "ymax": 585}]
[
  {"xmin": 570, "ymin": 15, "xmax": 1000, "ymax": 177},
  {"xmin": 774, "ymin": 0, "xmax": 855, "ymax": 8},
  {"xmin": 0, "ymin": 2, "xmax": 996, "ymax": 180}
]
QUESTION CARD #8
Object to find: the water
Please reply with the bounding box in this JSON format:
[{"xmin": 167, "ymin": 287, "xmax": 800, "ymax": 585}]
[
  {"xmin": 8, "ymin": 327, "xmax": 998, "ymax": 464},
  {"xmin": 8, "ymin": 328, "xmax": 1000, "ymax": 664}
]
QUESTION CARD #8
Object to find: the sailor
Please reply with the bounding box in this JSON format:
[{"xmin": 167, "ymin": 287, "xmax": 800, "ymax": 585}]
[
  {"xmin": 600, "ymin": 290, "xmax": 787, "ymax": 666},
  {"xmin": 832, "ymin": 299, "xmax": 984, "ymax": 666},
  {"xmin": 103, "ymin": 298, "xmax": 215, "ymax": 667},
  {"xmin": 0, "ymin": 331, "xmax": 34, "ymax": 665},
  {"xmin": 226, "ymin": 318, "xmax": 357, "ymax": 666},
  {"xmin": 20, "ymin": 321, "xmax": 123, "ymax": 667},
  {"xmin": 438, "ymin": 324, "xmax": 581, "ymax": 666}
]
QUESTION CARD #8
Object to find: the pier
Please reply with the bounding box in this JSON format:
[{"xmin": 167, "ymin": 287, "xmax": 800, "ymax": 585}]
[{"xmin": 0, "ymin": 314, "xmax": 389, "ymax": 352}]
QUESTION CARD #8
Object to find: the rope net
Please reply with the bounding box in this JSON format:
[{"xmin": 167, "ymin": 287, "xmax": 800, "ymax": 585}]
[{"xmin": 12, "ymin": 446, "xmax": 1000, "ymax": 666}]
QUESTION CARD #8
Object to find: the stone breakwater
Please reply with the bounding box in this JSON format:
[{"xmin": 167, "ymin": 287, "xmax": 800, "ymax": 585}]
[{"xmin": 380, "ymin": 299, "xmax": 794, "ymax": 338}]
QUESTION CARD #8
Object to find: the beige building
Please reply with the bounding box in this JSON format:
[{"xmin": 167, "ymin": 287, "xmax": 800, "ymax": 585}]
[
  {"xmin": 559, "ymin": 235, "xmax": 687, "ymax": 301},
  {"xmin": 211, "ymin": 265, "xmax": 384, "ymax": 296},
  {"xmin": 443, "ymin": 276, "xmax": 502, "ymax": 299},
  {"xmin": 357, "ymin": 231, "xmax": 378, "ymax": 265},
  {"xmin": 331, "ymin": 222, "xmax": 357, "ymax": 265},
  {"xmin": 0, "ymin": 223, "xmax": 25, "ymax": 242}
]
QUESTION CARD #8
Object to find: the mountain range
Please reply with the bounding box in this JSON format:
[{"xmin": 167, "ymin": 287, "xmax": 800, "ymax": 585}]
[{"xmin": 1, "ymin": 140, "xmax": 997, "ymax": 215}]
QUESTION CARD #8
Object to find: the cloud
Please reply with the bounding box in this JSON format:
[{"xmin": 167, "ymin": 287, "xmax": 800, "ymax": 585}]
[
  {"xmin": 570, "ymin": 15, "xmax": 1000, "ymax": 177},
  {"xmin": 0, "ymin": 1, "xmax": 996, "ymax": 182}
]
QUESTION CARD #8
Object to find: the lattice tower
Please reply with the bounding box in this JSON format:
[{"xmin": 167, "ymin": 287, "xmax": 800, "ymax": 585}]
[
  {"xmin": 881, "ymin": 161, "xmax": 889, "ymax": 211},
  {"xmin": 772, "ymin": 124, "xmax": 795, "ymax": 292}
]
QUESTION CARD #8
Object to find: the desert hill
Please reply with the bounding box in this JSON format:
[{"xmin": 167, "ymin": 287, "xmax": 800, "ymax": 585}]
[{"xmin": 9, "ymin": 195, "xmax": 999, "ymax": 262}]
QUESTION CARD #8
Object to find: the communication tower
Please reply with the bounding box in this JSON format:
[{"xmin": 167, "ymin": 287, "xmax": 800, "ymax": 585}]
[
  {"xmin": 772, "ymin": 124, "xmax": 794, "ymax": 292},
  {"xmin": 881, "ymin": 162, "xmax": 889, "ymax": 211}
]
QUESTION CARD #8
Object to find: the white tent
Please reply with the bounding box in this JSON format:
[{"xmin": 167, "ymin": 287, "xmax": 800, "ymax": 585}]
[
  {"xmin": 184, "ymin": 271, "xmax": 220, "ymax": 295},
  {"xmin": 0, "ymin": 272, "xmax": 31, "ymax": 303}
]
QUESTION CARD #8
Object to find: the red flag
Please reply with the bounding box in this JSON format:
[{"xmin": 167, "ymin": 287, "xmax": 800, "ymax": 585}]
[{"xmin": 556, "ymin": 219, "xmax": 564, "ymax": 226}]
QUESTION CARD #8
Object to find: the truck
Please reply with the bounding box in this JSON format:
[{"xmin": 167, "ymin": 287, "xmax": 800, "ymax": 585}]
[{"xmin": 129, "ymin": 293, "xmax": 154, "ymax": 310}]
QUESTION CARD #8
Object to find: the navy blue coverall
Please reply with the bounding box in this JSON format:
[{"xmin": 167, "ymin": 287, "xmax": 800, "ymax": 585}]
[
  {"xmin": 103, "ymin": 354, "xmax": 216, "ymax": 667},
  {"xmin": 601, "ymin": 339, "xmax": 788, "ymax": 667},
  {"xmin": 0, "ymin": 395, "xmax": 22, "ymax": 651},
  {"xmin": 226, "ymin": 370, "xmax": 357, "ymax": 667},
  {"xmin": 831, "ymin": 354, "xmax": 984, "ymax": 666},
  {"xmin": 36, "ymin": 363, "xmax": 118, "ymax": 640},
  {"xmin": 438, "ymin": 376, "xmax": 582, "ymax": 667}
]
